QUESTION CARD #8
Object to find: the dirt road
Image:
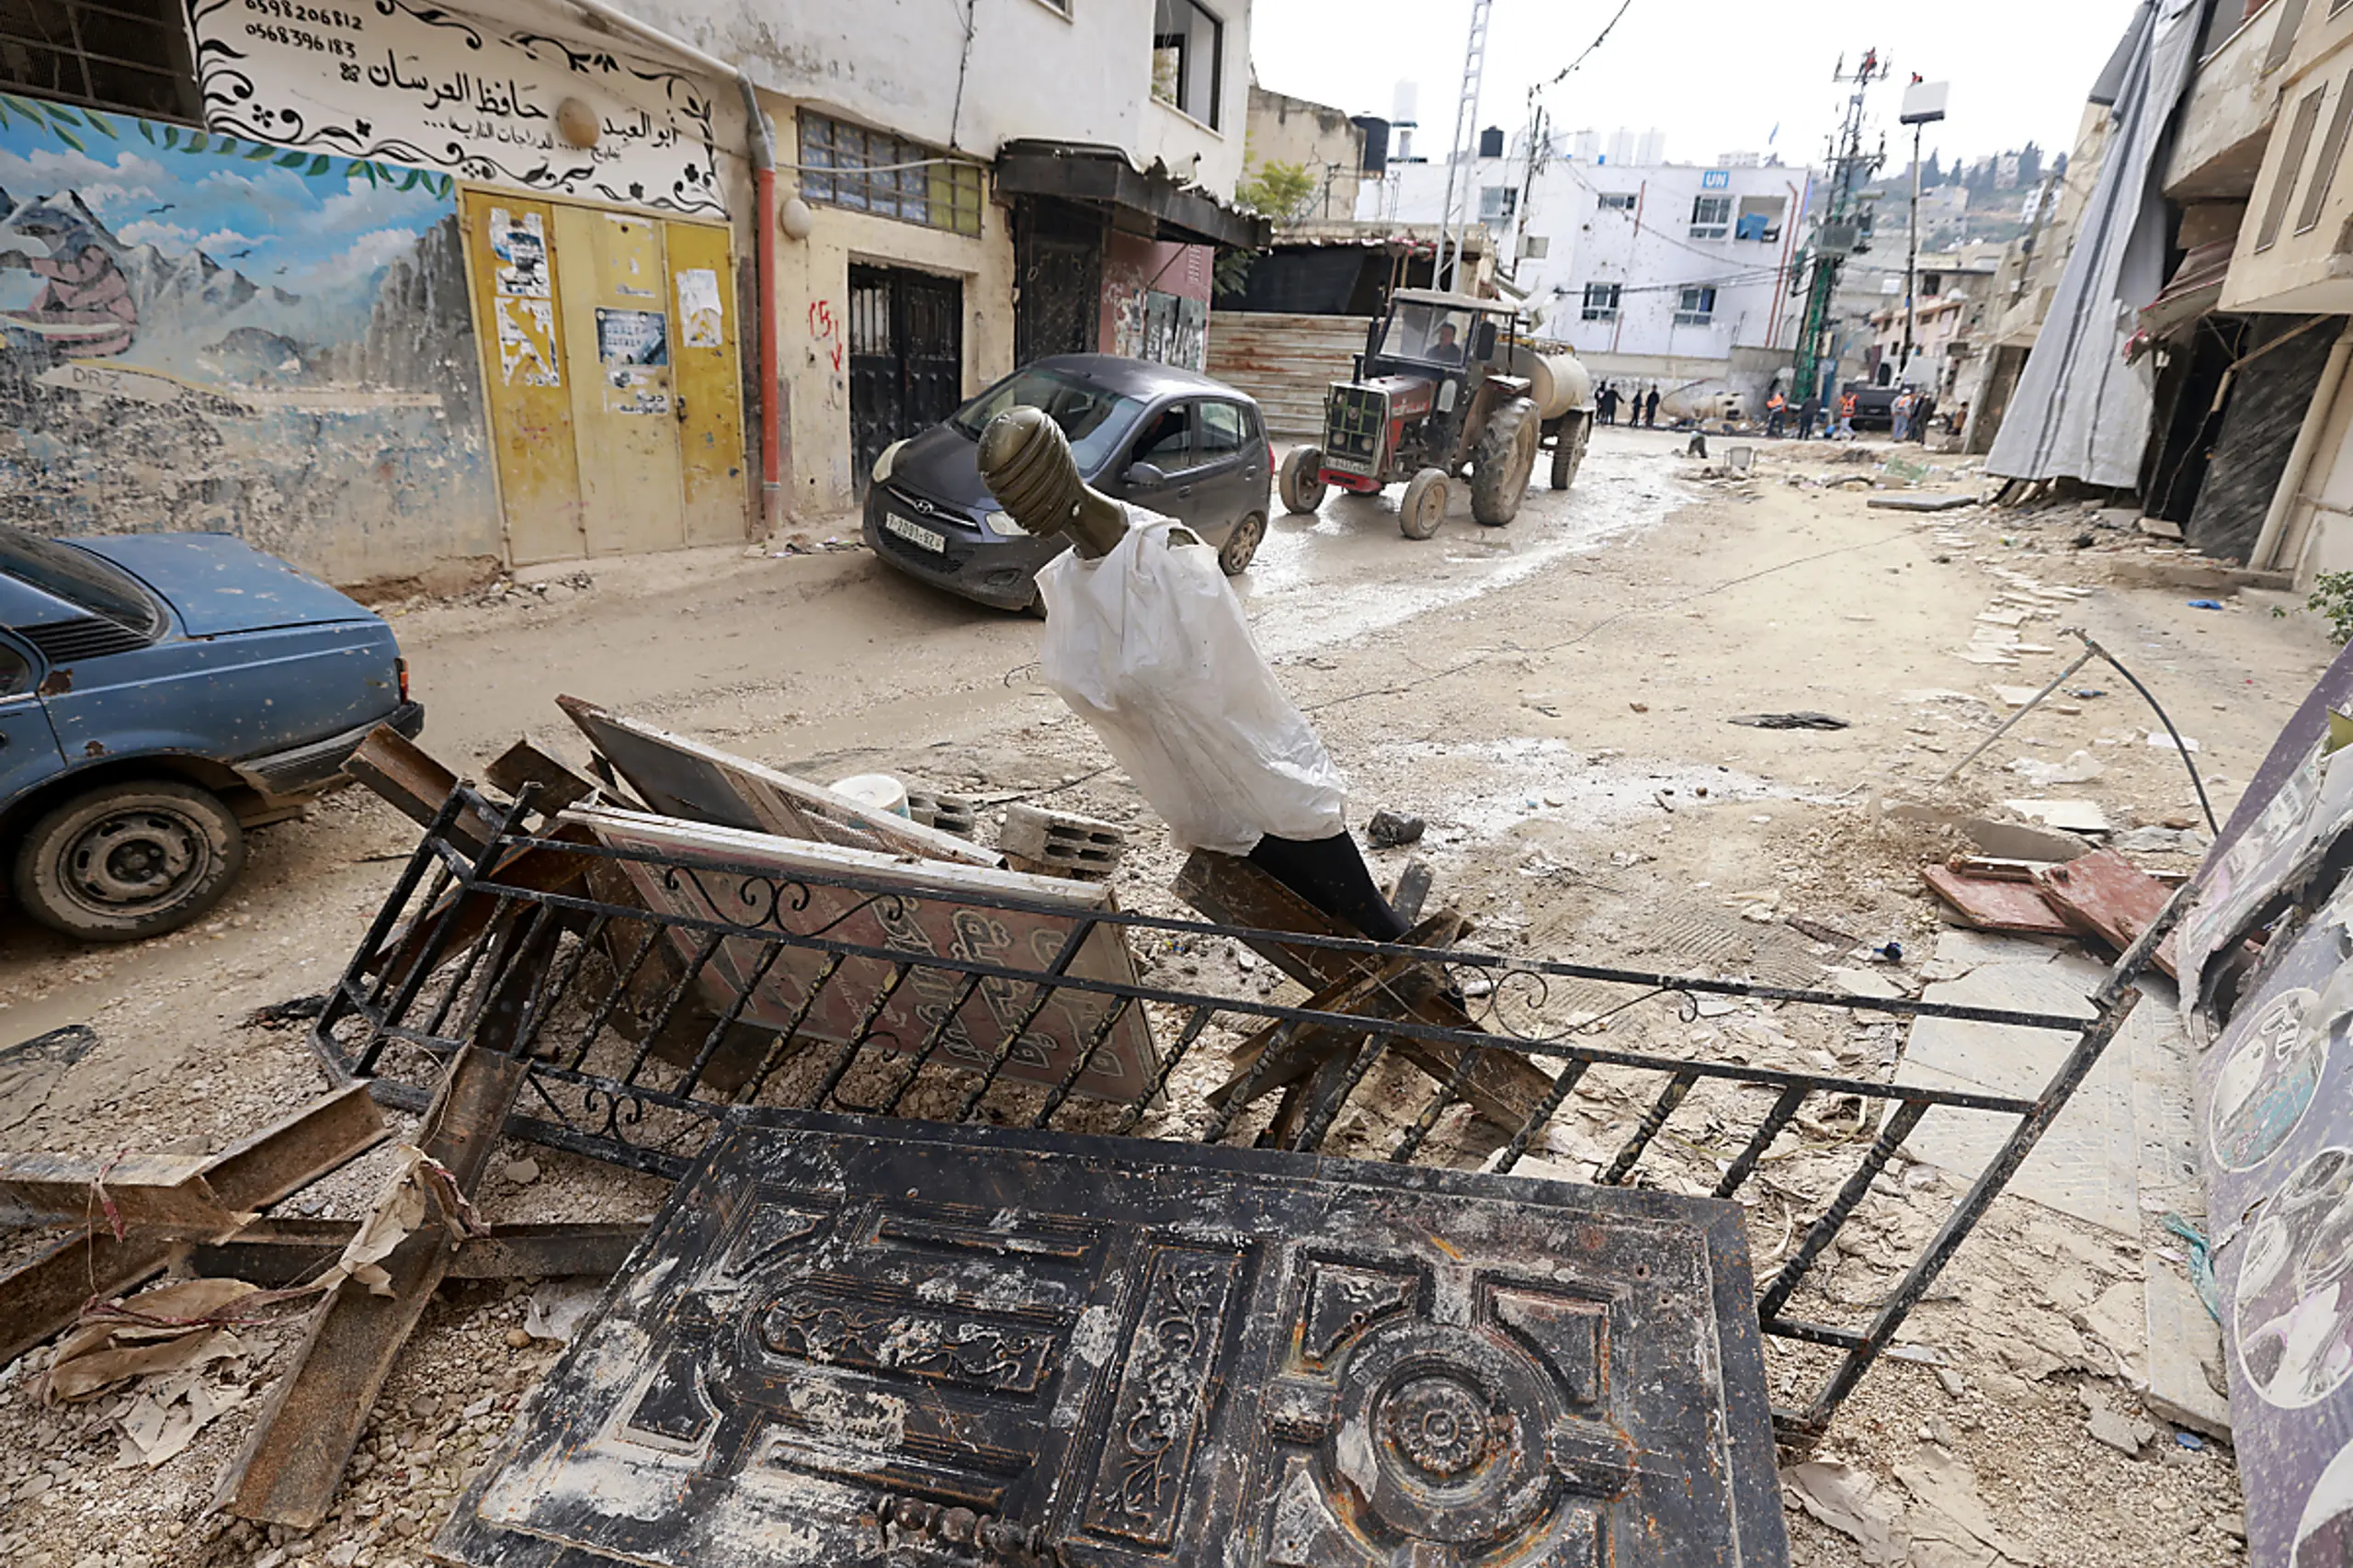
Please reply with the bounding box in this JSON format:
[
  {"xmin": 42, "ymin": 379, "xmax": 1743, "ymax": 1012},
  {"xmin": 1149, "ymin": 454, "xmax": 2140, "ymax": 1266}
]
[{"xmin": 0, "ymin": 427, "xmax": 2326, "ymax": 1567}]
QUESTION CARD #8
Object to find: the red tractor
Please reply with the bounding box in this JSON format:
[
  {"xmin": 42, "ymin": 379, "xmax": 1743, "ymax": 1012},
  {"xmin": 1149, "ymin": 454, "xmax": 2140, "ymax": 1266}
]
[{"xmin": 1279, "ymin": 290, "xmax": 1594, "ymax": 539}]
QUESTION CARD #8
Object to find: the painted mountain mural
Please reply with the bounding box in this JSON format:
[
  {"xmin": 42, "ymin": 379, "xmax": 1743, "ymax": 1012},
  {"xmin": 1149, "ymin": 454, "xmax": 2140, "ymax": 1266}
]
[{"xmin": 0, "ymin": 95, "xmax": 497, "ymax": 584}]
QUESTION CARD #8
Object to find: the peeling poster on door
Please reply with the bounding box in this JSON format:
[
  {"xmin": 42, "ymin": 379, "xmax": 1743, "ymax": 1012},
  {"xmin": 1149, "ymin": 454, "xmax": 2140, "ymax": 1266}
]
[
  {"xmin": 489, "ymin": 209, "xmax": 551, "ymax": 300},
  {"xmin": 596, "ymin": 308, "xmax": 669, "ymax": 367},
  {"xmin": 603, "ymin": 367, "xmax": 670, "ymax": 416},
  {"xmin": 676, "ymin": 267, "xmax": 722, "ymax": 348},
  {"xmin": 494, "ymin": 296, "xmax": 560, "ymax": 387}
]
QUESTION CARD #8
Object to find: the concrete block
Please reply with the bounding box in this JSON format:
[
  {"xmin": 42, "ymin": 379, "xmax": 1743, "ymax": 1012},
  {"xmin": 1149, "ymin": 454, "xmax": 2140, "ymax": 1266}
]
[{"xmin": 1000, "ymin": 803, "xmax": 1127, "ymax": 881}]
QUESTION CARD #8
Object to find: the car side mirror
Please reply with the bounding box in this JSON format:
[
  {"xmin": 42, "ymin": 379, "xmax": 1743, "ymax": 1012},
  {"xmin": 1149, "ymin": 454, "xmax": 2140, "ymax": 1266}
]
[
  {"xmin": 1124, "ymin": 462, "xmax": 1167, "ymax": 489},
  {"xmin": 1473, "ymin": 320, "xmax": 1497, "ymax": 360}
]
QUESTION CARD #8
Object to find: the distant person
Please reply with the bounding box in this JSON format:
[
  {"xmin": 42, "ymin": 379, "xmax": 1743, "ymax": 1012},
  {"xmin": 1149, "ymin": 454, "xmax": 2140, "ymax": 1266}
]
[
  {"xmin": 1643, "ymin": 386, "xmax": 1660, "ymax": 427},
  {"xmin": 1430, "ymin": 322, "xmax": 1465, "ymax": 363},
  {"xmin": 1892, "ymin": 391, "xmax": 1913, "ymax": 442},
  {"xmin": 1798, "ymin": 392, "xmax": 1821, "ymax": 439},
  {"xmin": 1915, "ymin": 392, "xmax": 1938, "ymax": 443},
  {"xmin": 1766, "ymin": 389, "xmax": 1787, "ymax": 437},
  {"xmin": 1597, "ymin": 381, "xmax": 1619, "ymax": 426}
]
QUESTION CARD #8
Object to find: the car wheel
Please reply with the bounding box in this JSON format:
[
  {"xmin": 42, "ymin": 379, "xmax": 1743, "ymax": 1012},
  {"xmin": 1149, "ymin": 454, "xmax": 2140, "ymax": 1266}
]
[
  {"xmin": 1400, "ymin": 468, "xmax": 1449, "ymax": 540},
  {"xmin": 12, "ymin": 779, "xmax": 246, "ymax": 942},
  {"xmin": 1219, "ymin": 512, "xmax": 1267, "ymax": 575},
  {"xmin": 1279, "ymin": 447, "xmax": 1328, "ymax": 514}
]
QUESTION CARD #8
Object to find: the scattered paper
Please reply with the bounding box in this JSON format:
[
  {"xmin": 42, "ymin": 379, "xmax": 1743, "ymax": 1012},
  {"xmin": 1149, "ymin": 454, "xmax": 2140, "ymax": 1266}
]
[
  {"xmin": 1784, "ymin": 1460, "xmax": 1901, "ymax": 1564},
  {"xmin": 44, "ymin": 1278, "xmax": 259, "ymax": 1402},
  {"xmin": 2145, "ymin": 733, "xmax": 2200, "ymax": 753},
  {"xmin": 2002, "ymin": 799, "xmax": 2111, "ymax": 834},
  {"xmin": 2006, "ymin": 750, "xmax": 2105, "ymax": 787}
]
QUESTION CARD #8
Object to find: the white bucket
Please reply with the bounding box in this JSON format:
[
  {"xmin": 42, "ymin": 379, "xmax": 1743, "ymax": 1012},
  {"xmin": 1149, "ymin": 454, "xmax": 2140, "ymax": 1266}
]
[{"xmin": 830, "ymin": 773, "xmax": 911, "ymax": 819}]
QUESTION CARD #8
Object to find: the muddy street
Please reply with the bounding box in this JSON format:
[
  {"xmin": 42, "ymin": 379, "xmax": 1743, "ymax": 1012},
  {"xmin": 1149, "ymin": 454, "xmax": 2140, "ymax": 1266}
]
[{"xmin": 0, "ymin": 431, "xmax": 2330, "ymax": 1568}]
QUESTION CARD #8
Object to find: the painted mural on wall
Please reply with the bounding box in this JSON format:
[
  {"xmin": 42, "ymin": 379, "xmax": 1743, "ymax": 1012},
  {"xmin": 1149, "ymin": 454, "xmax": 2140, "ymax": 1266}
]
[
  {"xmin": 0, "ymin": 94, "xmax": 494, "ymax": 581},
  {"xmin": 190, "ymin": 0, "xmax": 730, "ymax": 218},
  {"xmin": 2186, "ymin": 637, "xmax": 2353, "ymax": 1567}
]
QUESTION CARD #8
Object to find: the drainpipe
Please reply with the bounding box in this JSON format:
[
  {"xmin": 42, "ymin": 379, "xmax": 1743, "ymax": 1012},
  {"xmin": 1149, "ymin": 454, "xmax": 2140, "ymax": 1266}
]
[
  {"xmin": 546, "ymin": 0, "xmax": 786, "ymax": 535},
  {"xmin": 2249, "ymin": 319, "xmax": 2353, "ymax": 573}
]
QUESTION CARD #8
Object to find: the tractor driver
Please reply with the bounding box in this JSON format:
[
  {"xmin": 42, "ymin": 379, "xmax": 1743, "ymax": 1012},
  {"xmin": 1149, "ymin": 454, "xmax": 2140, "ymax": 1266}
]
[{"xmin": 1429, "ymin": 321, "xmax": 1465, "ymax": 363}]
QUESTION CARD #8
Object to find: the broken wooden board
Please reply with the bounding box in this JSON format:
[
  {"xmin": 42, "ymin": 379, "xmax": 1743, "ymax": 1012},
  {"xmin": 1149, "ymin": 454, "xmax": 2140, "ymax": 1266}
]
[
  {"xmin": 436, "ymin": 1109, "xmax": 1787, "ymax": 1568},
  {"xmin": 343, "ymin": 724, "xmax": 500, "ymax": 855},
  {"xmin": 0, "ymin": 1152, "xmax": 244, "ymax": 1238},
  {"xmin": 0, "ymin": 1085, "xmax": 388, "ymax": 1368},
  {"xmin": 1175, "ymin": 850, "xmax": 1555, "ymax": 1130},
  {"xmin": 572, "ymin": 806, "xmax": 1160, "ymax": 1104},
  {"xmin": 557, "ymin": 695, "xmax": 1000, "ymax": 868},
  {"xmin": 2034, "ymin": 849, "xmax": 2181, "ymax": 978},
  {"xmin": 1920, "ymin": 864, "xmax": 2075, "ymax": 937}
]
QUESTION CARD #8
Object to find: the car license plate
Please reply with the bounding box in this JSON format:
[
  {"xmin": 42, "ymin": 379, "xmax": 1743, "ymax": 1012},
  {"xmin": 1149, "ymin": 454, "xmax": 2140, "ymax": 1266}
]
[{"xmin": 883, "ymin": 513, "xmax": 946, "ymax": 552}]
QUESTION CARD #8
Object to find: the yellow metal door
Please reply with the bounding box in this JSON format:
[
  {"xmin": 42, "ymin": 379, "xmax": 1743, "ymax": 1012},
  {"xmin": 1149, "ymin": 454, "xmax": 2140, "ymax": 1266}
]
[
  {"xmin": 552, "ymin": 205, "xmax": 686, "ymax": 555},
  {"xmin": 461, "ymin": 192, "xmax": 585, "ymax": 564},
  {"xmin": 663, "ymin": 220, "xmax": 750, "ymax": 545}
]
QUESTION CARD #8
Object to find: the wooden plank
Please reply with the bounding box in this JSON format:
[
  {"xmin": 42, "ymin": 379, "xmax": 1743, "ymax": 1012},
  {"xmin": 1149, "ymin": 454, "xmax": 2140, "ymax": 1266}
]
[
  {"xmin": 483, "ymin": 737, "xmax": 601, "ymax": 816},
  {"xmin": 2035, "ymin": 849, "xmax": 2182, "ymax": 978},
  {"xmin": 0, "ymin": 1153, "xmax": 240, "ymax": 1238},
  {"xmin": 1920, "ymin": 864, "xmax": 2076, "ymax": 937},
  {"xmin": 557, "ymin": 695, "xmax": 1001, "ymax": 867},
  {"xmin": 343, "ymin": 726, "xmax": 495, "ymax": 855},
  {"xmin": 0, "ymin": 1085, "xmax": 388, "ymax": 1367},
  {"xmin": 1175, "ymin": 851, "xmax": 1552, "ymax": 1129}
]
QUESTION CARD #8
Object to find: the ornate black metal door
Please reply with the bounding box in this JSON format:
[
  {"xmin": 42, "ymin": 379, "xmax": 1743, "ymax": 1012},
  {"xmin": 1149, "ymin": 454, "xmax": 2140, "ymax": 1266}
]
[
  {"xmin": 1015, "ymin": 197, "xmax": 1104, "ymax": 367},
  {"xmin": 438, "ymin": 1111, "xmax": 1788, "ymax": 1568},
  {"xmin": 848, "ymin": 265, "xmax": 964, "ymax": 496}
]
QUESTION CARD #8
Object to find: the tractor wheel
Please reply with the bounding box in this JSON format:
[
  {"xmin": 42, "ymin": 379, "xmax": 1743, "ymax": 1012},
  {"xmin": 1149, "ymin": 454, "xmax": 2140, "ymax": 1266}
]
[
  {"xmin": 1399, "ymin": 468, "xmax": 1449, "ymax": 540},
  {"xmin": 1470, "ymin": 397, "xmax": 1541, "ymax": 526},
  {"xmin": 1279, "ymin": 447, "xmax": 1327, "ymax": 514},
  {"xmin": 1550, "ymin": 411, "xmax": 1592, "ymax": 491}
]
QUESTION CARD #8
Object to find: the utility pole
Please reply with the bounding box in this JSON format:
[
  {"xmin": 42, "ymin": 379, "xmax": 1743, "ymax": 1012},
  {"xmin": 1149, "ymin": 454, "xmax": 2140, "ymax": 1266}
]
[
  {"xmin": 1899, "ymin": 78, "xmax": 1949, "ymax": 388},
  {"xmin": 1791, "ymin": 49, "xmax": 1889, "ymax": 410},
  {"xmin": 1434, "ymin": 0, "xmax": 1495, "ymax": 291}
]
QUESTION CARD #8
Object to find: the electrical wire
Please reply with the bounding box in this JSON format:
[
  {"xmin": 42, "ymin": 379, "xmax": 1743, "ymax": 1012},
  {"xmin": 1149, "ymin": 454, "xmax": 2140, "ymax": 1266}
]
[{"xmin": 1531, "ymin": 0, "xmax": 1638, "ymax": 96}]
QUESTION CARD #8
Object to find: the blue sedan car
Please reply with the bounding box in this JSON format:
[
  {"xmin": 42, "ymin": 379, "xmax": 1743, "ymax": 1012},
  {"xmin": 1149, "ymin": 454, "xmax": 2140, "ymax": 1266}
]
[{"xmin": 0, "ymin": 528, "xmax": 423, "ymax": 940}]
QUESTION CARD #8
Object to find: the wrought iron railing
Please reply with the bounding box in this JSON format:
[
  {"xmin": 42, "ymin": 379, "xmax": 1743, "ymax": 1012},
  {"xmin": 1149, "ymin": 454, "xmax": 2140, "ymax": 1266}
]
[{"xmin": 310, "ymin": 786, "xmax": 2168, "ymax": 1437}]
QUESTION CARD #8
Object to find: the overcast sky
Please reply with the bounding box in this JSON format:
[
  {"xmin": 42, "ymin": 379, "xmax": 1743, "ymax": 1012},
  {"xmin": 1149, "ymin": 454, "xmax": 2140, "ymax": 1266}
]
[{"xmin": 1249, "ymin": 0, "xmax": 2145, "ymax": 172}]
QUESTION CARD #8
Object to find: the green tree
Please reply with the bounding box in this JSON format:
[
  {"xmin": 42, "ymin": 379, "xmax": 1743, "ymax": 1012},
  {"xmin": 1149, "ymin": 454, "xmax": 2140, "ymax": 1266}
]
[{"xmin": 1215, "ymin": 157, "xmax": 1318, "ymax": 299}]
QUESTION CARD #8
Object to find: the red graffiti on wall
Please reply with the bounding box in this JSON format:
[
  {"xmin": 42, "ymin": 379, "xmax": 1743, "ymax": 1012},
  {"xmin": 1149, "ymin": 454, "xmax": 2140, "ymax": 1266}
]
[{"xmin": 808, "ymin": 300, "xmax": 842, "ymax": 373}]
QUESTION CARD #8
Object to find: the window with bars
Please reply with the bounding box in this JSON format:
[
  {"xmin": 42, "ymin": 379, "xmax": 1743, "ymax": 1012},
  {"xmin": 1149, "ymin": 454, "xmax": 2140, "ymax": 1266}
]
[
  {"xmin": 1688, "ymin": 195, "xmax": 1732, "ymax": 240},
  {"xmin": 797, "ymin": 112, "xmax": 984, "ymax": 238},
  {"xmin": 1675, "ymin": 285, "xmax": 1717, "ymax": 325},
  {"xmin": 1479, "ymin": 185, "xmax": 1518, "ymax": 222},
  {"xmin": 1597, "ymin": 192, "xmax": 1636, "ymax": 211},
  {"xmin": 0, "ymin": 0, "xmax": 199, "ymax": 121},
  {"xmin": 1581, "ymin": 282, "xmax": 1620, "ymax": 321}
]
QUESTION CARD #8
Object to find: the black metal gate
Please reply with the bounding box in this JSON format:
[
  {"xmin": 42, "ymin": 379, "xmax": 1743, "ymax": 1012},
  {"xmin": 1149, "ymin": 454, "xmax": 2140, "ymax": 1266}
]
[
  {"xmin": 1014, "ymin": 197, "xmax": 1104, "ymax": 367},
  {"xmin": 312, "ymin": 785, "xmax": 2177, "ymax": 1440},
  {"xmin": 847, "ymin": 264, "xmax": 963, "ymax": 494}
]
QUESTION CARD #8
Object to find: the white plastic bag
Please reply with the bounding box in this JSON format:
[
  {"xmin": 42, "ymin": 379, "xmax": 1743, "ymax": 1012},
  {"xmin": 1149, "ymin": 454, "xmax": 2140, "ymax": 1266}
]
[{"xmin": 1037, "ymin": 508, "xmax": 1347, "ymax": 855}]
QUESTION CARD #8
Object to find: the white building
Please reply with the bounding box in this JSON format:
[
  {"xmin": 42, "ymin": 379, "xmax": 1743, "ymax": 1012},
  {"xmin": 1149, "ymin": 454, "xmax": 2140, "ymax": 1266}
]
[{"xmin": 1361, "ymin": 138, "xmax": 1811, "ymax": 418}]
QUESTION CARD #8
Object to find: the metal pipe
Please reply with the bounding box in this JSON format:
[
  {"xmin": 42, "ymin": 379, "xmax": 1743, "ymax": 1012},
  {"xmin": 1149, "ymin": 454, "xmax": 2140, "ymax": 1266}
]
[
  {"xmin": 2250, "ymin": 318, "xmax": 2353, "ymax": 572},
  {"xmin": 1934, "ymin": 646, "xmax": 2097, "ymax": 786}
]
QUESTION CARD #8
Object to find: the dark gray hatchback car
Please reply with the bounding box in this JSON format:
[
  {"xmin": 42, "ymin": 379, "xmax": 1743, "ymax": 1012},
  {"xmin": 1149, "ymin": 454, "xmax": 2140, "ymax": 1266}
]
[{"xmin": 862, "ymin": 355, "xmax": 1272, "ymax": 612}]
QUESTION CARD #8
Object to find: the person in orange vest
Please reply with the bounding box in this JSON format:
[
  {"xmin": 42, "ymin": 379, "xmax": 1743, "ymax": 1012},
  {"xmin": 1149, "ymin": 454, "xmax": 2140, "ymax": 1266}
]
[
  {"xmin": 1766, "ymin": 388, "xmax": 1788, "ymax": 437},
  {"xmin": 1836, "ymin": 389, "xmax": 1859, "ymax": 439}
]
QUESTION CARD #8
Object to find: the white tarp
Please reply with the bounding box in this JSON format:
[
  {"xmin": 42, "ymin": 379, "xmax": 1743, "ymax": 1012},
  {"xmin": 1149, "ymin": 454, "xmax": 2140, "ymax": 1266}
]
[{"xmin": 1988, "ymin": 0, "xmax": 2203, "ymax": 488}]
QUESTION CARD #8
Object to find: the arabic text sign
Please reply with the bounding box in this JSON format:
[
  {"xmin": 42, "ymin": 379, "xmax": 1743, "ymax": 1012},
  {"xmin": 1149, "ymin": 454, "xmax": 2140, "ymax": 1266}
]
[{"xmin": 190, "ymin": 0, "xmax": 730, "ymax": 215}]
